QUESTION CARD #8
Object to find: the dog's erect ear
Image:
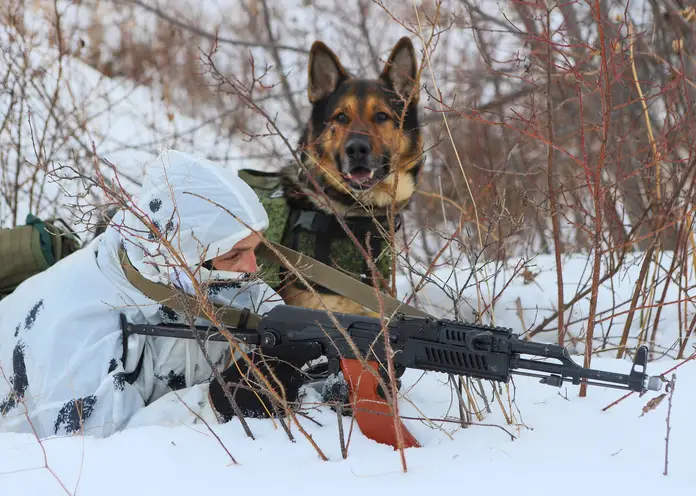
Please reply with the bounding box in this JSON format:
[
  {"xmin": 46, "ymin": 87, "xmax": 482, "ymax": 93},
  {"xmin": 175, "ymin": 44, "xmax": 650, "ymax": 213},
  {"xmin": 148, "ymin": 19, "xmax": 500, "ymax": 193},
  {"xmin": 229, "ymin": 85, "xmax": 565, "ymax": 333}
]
[
  {"xmin": 308, "ymin": 41, "xmax": 350, "ymax": 103},
  {"xmin": 380, "ymin": 37, "xmax": 419, "ymax": 103}
]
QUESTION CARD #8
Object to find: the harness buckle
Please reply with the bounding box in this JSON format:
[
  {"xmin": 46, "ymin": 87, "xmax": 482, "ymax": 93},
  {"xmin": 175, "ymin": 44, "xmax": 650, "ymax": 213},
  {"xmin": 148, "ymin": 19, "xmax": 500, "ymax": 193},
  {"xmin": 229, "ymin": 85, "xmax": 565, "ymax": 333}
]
[
  {"xmin": 370, "ymin": 213, "xmax": 402, "ymax": 233},
  {"xmin": 393, "ymin": 213, "xmax": 403, "ymax": 232},
  {"xmin": 294, "ymin": 210, "xmax": 332, "ymax": 233}
]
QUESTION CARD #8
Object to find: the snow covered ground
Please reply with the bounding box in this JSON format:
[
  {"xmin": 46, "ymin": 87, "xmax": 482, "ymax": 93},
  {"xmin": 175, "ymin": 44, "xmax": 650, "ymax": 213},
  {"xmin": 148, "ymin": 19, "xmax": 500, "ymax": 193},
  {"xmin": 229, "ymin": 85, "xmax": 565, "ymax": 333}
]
[
  {"xmin": 1, "ymin": 354, "xmax": 693, "ymax": 495},
  {"xmin": 2, "ymin": 249, "xmax": 695, "ymax": 495}
]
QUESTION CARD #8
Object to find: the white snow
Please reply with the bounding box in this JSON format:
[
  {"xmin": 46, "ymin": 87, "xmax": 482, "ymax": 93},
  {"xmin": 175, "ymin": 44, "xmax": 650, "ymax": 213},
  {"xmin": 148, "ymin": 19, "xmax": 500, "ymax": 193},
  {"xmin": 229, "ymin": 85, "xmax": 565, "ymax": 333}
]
[
  {"xmin": 0, "ymin": 5, "xmax": 269, "ymax": 227},
  {"xmin": 397, "ymin": 250, "xmax": 691, "ymax": 358},
  {"xmin": 1, "ymin": 250, "xmax": 694, "ymax": 494},
  {"xmin": 1, "ymin": 354, "xmax": 693, "ymax": 495}
]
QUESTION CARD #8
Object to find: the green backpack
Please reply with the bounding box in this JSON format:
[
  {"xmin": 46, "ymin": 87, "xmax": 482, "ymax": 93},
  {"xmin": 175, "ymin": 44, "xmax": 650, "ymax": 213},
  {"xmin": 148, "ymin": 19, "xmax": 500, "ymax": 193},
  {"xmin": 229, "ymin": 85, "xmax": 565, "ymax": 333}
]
[{"xmin": 0, "ymin": 215, "xmax": 82, "ymax": 300}]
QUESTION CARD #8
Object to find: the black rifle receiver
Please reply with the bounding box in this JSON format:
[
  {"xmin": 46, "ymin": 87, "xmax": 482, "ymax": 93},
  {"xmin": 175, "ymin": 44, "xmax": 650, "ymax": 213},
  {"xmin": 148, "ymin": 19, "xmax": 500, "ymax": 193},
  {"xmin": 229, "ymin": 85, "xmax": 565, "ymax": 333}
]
[{"xmin": 121, "ymin": 305, "xmax": 663, "ymax": 394}]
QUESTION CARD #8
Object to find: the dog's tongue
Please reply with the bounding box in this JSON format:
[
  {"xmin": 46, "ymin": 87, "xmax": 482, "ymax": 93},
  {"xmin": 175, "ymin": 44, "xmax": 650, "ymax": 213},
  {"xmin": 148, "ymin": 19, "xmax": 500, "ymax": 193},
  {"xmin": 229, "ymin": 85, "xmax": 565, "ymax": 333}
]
[{"xmin": 349, "ymin": 168, "xmax": 372, "ymax": 182}]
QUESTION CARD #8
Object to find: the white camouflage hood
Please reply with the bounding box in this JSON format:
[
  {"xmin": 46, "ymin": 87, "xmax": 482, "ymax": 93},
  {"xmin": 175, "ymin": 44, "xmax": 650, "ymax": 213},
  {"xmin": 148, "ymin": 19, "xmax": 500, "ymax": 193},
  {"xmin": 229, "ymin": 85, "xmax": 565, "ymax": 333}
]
[{"xmin": 116, "ymin": 149, "xmax": 269, "ymax": 284}]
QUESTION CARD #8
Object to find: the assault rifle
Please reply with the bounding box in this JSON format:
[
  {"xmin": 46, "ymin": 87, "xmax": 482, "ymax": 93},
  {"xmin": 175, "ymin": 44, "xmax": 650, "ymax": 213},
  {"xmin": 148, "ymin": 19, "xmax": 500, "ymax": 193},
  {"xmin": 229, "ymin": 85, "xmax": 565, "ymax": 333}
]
[{"xmin": 120, "ymin": 304, "xmax": 662, "ymax": 449}]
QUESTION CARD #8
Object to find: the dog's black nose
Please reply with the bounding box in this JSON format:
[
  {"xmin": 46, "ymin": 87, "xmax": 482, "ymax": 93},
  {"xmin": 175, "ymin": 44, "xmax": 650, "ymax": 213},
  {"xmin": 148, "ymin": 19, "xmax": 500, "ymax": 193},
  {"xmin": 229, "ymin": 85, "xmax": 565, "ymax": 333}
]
[{"xmin": 345, "ymin": 137, "xmax": 371, "ymax": 163}]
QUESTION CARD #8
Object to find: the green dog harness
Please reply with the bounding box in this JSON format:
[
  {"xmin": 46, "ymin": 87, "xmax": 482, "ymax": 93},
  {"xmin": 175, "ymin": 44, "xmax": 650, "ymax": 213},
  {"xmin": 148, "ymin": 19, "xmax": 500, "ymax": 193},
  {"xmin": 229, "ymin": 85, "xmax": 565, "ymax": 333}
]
[{"xmin": 237, "ymin": 168, "xmax": 400, "ymax": 294}]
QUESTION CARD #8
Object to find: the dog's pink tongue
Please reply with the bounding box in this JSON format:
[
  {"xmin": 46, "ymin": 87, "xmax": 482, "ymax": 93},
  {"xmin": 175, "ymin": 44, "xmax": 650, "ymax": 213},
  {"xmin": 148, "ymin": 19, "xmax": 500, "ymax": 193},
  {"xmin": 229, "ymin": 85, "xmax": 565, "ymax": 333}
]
[{"xmin": 349, "ymin": 169, "xmax": 371, "ymax": 182}]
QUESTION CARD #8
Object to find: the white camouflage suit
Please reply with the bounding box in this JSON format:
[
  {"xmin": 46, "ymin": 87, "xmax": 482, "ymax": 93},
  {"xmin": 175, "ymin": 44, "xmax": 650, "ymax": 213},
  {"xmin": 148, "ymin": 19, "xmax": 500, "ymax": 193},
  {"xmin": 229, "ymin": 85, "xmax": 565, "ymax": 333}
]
[{"xmin": 0, "ymin": 150, "xmax": 281, "ymax": 438}]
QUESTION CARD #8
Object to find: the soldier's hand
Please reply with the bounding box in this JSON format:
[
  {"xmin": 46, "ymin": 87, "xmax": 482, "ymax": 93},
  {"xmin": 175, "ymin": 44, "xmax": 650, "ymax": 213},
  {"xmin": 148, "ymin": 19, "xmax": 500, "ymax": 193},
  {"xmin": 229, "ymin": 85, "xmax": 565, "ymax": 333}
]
[{"xmin": 209, "ymin": 342, "xmax": 322, "ymax": 421}]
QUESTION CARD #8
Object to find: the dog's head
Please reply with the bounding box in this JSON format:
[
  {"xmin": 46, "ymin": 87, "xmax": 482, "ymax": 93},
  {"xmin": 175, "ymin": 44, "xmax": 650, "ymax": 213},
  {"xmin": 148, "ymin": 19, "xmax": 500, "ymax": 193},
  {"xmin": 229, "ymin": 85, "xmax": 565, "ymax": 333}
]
[{"xmin": 299, "ymin": 37, "xmax": 423, "ymax": 207}]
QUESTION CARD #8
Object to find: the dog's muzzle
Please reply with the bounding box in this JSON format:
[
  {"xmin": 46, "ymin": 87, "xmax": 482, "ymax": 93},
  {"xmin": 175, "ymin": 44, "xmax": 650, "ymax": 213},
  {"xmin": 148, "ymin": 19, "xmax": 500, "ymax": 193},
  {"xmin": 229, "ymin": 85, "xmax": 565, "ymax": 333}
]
[{"xmin": 341, "ymin": 136, "xmax": 388, "ymax": 189}]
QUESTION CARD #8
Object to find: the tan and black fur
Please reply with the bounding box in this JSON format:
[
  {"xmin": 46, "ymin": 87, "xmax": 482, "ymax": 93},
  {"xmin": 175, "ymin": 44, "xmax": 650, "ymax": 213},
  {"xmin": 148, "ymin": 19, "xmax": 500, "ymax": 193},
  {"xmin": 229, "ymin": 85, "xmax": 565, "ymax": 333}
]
[
  {"xmin": 91, "ymin": 39, "xmax": 424, "ymax": 317},
  {"xmin": 276, "ymin": 37, "xmax": 424, "ymax": 315}
]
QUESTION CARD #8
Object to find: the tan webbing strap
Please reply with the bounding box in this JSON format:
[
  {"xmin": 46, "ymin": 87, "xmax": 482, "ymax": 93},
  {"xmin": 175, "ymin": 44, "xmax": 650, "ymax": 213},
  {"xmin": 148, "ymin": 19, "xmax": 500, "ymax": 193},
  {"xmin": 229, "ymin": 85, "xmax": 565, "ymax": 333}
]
[
  {"xmin": 118, "ymin": 240, "xmax": 428, "ymax": 330},
  {"xmin": 257, "ymin": 242, "xmax": 430, "ymax": 318},
  {"xmin": 117, "ymin": 248, "xmax": 262, "ymax": 330}
]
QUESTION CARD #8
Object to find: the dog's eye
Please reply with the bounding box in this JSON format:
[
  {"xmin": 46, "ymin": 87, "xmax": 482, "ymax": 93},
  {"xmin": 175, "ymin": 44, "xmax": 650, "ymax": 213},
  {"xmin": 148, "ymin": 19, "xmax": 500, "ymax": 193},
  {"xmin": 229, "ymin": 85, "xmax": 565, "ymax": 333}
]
[
  {"xmin": 374, "ymin": 112, "xmax": 390, "ymax": 123},
  {"xmin": 334, "ymin": 112, "xmax": 349, "ymax": 124}
]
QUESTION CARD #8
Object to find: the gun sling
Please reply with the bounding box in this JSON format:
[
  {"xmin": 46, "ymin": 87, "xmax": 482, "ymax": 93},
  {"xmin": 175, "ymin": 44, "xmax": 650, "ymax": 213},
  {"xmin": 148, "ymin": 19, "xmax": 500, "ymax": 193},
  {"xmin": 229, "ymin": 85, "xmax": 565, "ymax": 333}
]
[{"xmin": 117, "ymin": 241, "xmax": 428, "ymax": 329}]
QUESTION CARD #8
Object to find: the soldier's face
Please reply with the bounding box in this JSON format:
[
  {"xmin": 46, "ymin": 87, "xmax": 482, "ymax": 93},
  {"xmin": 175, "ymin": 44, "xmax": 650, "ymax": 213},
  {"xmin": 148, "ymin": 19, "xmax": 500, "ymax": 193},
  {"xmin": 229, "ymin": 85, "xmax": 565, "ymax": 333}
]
[{"xmin": 211, "ymin": 232, "xmax": 261, "ymax": 273}]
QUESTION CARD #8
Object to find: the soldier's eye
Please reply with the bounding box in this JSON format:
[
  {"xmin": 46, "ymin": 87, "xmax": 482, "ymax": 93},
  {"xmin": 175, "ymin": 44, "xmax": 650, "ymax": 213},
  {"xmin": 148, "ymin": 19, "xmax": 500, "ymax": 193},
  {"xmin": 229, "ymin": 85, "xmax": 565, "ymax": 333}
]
[
  {"xmin": 374, "ymin": 112, "xmax": 390, "ymax": 123},
  {"xmin": 334, "ymin": 112, "xmax": 349, "ymax": 124}
]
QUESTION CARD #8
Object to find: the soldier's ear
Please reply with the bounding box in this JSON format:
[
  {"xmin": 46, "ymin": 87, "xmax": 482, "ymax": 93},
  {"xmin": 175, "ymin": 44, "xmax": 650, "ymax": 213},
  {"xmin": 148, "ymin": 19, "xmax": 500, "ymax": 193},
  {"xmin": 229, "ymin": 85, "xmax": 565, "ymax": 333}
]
[
  {"xmin": 380, "ymin": 37, "xmax": 419, "ymax": 103},
  {"xmin": 308, "ymin": 41, "xmax": 350, "ymax": 103}
]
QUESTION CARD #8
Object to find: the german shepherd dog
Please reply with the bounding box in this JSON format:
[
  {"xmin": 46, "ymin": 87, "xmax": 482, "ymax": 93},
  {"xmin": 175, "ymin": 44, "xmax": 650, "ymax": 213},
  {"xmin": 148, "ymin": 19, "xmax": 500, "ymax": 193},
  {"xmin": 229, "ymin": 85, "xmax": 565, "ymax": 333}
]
[
  {"xmin": 275, "ymin": 37, "xmax": 424, "ymax": 316},
  {"xmin": 91, "ymin": 38, "xmax": 424, "ymax": 317}
]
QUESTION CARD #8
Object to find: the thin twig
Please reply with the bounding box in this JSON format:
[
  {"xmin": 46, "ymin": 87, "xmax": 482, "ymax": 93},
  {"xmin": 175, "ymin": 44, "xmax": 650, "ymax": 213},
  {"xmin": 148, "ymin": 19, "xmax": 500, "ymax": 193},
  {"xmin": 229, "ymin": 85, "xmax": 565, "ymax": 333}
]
[
  {"xmin": 172, "ymin": 390, "xmax": 238, "ymax": 465},
  {"xmin": 616, "ymin": 245, "xmax": 656, "ymax": 359},
  {"xmin": 259, "ymin": 0, "xmax": 303, "ymax": 130},
  {"xmin": 543, "ymin": 0, "xmax": 565, "ymax": 346},
  {"xmin": 663, "ymin": 373, "xmax": 676, "ymax": 476},
  {"xmin": 602, "ymin": 350, "xmax": 695, "ymax": 411},
  {"xmin": 579, "ymin": 0, "xmax": 611, "ymax": 398},
  {"xmin": 336, "ymin": 402, "xmax": 348, "ymax": 459},
  {"xmin": 117, "ymin": 0, "xmax": 308, "ymax": 54}
]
